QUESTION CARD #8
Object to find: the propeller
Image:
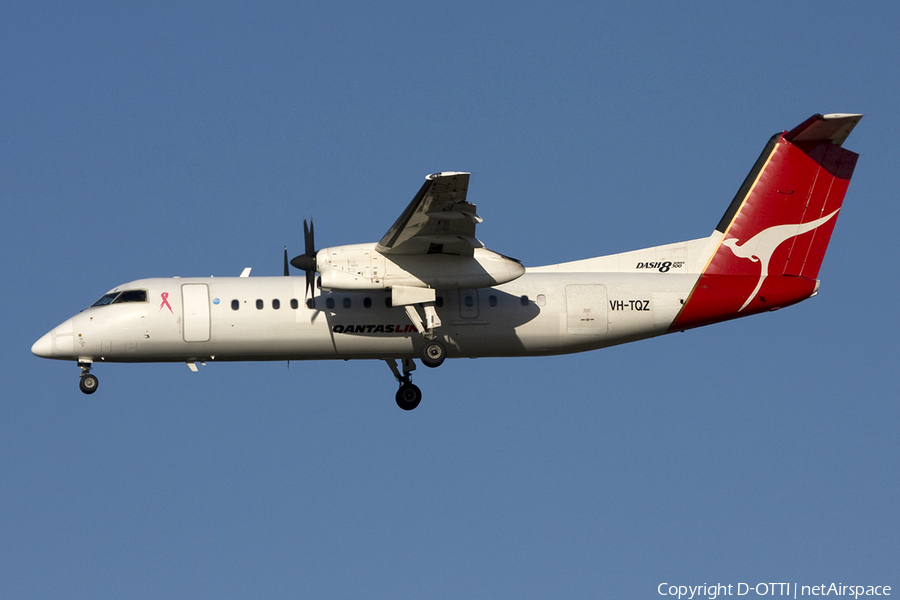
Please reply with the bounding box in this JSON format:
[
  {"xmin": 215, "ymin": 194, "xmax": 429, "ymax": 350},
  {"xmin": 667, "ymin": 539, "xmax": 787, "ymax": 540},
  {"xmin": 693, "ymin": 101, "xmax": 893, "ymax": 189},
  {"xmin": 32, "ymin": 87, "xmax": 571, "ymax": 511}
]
[
  {"xmin": 283, "ymin": 246, "xmax": 289, "ymax": 277},
  {"xmin": 290, "ymin": 219, "xmax": 318, "ymax": 299}
]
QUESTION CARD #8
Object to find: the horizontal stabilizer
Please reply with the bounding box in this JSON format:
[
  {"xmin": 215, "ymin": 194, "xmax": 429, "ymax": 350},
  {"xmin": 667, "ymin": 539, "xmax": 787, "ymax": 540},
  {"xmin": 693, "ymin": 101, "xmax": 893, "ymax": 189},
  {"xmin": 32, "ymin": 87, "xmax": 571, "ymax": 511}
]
[{"xmin": 784, "ymin": 113, "xmax": 862, "ymax": 146}]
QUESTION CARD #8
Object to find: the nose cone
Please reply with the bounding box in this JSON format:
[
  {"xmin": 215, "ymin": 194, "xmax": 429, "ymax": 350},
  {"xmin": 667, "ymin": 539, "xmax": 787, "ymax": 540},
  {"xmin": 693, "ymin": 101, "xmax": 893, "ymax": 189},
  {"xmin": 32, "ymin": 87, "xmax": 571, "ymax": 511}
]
[
  {"xmin": 32, "ymin": 317, "xmax": 76, "ymax": 359},
  {"xmin": 32, "ymin": 332, "xmax": 53, "ymax": 358}
]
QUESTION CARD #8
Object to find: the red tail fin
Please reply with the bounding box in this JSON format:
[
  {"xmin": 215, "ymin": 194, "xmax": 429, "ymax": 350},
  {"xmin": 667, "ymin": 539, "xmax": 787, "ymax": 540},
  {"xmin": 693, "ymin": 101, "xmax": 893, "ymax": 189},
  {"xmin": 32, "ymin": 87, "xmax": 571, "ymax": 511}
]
[{"xmin": 672, "ymin": 114, "xmax": 861, "ymax": 330}]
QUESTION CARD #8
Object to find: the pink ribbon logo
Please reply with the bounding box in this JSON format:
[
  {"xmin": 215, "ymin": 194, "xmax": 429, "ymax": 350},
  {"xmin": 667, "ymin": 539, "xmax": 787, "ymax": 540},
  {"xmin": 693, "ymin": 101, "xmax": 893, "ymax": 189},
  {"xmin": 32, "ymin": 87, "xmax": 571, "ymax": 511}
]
[{"xmin": 159, "ymin": 292, "xmax": 173, "ymax": 313}]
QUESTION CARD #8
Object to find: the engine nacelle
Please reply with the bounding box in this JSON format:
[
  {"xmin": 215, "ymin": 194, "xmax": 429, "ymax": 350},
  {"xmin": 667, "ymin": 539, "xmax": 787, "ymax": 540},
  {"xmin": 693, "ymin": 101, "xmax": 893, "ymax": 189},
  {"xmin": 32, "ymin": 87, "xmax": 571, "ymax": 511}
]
[{"xmin": 317, "ymin": 243, "xmax": 525, "ymax": 291}]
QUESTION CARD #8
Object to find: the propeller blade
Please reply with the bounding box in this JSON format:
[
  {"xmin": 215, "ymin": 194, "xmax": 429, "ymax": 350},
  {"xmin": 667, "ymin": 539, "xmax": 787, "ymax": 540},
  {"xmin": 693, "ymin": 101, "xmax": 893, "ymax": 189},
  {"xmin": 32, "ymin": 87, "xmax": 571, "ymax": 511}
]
[
  {"xmin": 306, "ymin": 270, "xmax": 315, "ymax": 301},
  {"xmin": 283, "ymin": 246, "xmax": 289, "ymax": 276},
  {"xmin": 290, "ymin": 218, "xmax": 319, "ymax": 301},
  {"xmin": 305, "ymin": 219, "xmax": 315, "ymax": 257}
]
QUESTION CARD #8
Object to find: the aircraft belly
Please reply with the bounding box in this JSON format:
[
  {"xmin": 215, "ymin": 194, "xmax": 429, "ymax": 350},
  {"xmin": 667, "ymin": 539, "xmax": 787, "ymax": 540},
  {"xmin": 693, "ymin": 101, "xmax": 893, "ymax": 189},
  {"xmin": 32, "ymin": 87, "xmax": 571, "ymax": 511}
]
[{"xmin": 334, "ymin": 334, "xmax": 415, "ymax": 357}]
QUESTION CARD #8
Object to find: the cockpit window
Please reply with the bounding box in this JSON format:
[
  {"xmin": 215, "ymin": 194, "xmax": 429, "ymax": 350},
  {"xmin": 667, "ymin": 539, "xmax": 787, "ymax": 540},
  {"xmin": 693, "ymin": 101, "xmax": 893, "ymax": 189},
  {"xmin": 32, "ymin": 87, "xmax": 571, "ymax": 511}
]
[
  {"xmin": 92, "ymin": 292, "xmax": 120, "ymax": 307},
  {"xmin": 114, "ymin": 290, "xmax": 148, "ymax": 303},
  {"xmin": 91, "ymin": 289, "xmax": 148, "ymax": 307}
]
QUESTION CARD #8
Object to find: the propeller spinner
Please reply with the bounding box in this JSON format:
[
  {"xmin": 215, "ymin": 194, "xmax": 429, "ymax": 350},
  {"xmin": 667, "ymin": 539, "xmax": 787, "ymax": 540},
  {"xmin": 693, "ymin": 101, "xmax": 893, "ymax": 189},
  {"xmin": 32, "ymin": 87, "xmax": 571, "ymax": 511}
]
[{"xmin": 290, "ymin": 219, "xmax": 318, "ymax": 299}]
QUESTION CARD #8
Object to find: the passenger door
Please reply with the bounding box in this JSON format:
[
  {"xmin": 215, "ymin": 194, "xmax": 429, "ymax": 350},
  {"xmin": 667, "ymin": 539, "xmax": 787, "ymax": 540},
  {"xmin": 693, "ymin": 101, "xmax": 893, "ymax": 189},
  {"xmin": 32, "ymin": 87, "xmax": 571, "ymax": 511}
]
[{"xmin": 182, "ymin": 284, "xmax": 210, "ymax": 342}]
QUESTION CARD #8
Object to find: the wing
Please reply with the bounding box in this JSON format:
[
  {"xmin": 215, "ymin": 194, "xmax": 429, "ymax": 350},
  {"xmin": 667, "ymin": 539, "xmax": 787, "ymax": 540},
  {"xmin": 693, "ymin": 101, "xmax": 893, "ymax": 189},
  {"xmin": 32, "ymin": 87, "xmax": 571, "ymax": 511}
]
[{"xmin": 376, "ymin": 172, "xmax": 483, "ymax": 256}]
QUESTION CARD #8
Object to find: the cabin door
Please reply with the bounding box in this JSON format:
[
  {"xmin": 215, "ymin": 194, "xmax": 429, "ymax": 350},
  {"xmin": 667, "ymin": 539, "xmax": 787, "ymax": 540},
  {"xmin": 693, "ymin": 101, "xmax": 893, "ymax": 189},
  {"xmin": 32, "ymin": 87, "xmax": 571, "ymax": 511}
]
[{"xmin": 182, "ymin": 284, "xmax": 211, "ymax": 342}]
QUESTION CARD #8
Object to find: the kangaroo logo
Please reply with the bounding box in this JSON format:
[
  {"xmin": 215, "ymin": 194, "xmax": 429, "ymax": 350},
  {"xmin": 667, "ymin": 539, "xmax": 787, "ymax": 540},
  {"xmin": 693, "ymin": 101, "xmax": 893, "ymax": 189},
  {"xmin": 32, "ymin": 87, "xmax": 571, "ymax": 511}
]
[{"xmin": 721, "ymin": 209, "xmax": 840, "ymax": 311}]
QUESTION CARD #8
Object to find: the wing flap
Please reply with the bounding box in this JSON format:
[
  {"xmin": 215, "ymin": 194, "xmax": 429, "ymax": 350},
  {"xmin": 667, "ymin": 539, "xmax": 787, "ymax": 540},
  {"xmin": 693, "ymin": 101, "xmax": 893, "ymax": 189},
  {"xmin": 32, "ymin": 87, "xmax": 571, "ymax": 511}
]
[{"xmin": 377, "ymin": 172, "xmax": 480, "ymax": 256}]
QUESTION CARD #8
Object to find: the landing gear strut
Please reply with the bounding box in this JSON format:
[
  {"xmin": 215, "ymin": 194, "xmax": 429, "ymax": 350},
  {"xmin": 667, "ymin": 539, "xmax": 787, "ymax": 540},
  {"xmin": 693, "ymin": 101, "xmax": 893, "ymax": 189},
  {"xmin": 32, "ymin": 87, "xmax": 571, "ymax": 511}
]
[
  {"xmin": 78, "ymin": 362, "xmax": 98, "ymax": 395},
  {"xmin": 386, "ymin": 358, "xmax": 421, "ymax": 410},
  {"xmin": 399, "ymin": 302, "xmax": 446, "ymax": 369}
]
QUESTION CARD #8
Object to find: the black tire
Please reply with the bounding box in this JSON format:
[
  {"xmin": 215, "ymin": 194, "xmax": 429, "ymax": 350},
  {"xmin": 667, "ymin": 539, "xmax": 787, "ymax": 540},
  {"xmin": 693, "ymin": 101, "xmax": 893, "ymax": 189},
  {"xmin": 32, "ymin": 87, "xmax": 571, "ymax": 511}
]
[
  {"xmin": 421, "ymin": 340, "xmax": 446, "ymax": 368},
  {"xmin": 79, "ymin": 374, "xmax": 99, "ymax": 395},
  {"xmin": 395, "ymin": 382, "xmax": 422, "ymax": 411}
]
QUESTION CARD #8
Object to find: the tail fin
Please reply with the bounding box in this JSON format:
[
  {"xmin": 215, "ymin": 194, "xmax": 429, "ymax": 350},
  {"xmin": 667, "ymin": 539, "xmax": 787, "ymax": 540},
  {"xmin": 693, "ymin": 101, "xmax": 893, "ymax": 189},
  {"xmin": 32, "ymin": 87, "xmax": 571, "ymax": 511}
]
[{"xmin": 672, "ymin": 113, "xmax": 861, "ymax": 330}]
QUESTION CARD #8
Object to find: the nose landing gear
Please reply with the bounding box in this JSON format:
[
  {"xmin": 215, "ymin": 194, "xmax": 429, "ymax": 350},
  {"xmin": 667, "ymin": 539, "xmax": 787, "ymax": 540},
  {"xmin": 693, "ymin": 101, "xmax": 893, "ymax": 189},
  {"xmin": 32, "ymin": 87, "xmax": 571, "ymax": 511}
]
[{"xmin": 78, "ymin": 361, "xmax": 98, "ymax": 395}]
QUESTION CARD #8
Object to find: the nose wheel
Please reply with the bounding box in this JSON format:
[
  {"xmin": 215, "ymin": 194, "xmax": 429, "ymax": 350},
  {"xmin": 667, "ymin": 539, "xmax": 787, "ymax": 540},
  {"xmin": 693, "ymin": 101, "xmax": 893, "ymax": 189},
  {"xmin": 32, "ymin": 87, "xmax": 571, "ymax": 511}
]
[
  {"xmin": 78, "ymin": 362, "xmax": 98, "ymax": 395},
  {"xmin": 79, "ymin": 374, "xmax": 99, "ymax": 394},
  {"xmin": 386, "ymin": 358, "xmax": 422, "ymax": 410}
]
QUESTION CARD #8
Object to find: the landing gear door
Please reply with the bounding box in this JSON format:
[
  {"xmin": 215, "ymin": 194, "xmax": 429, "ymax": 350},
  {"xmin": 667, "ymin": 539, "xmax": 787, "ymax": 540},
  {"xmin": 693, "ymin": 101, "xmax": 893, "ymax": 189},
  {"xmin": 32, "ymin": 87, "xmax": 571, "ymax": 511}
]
[
  {"xmin": 566, "ymin": 284, "xmax": 608, "ymax": 334},
  {"xmin": 182, "ymin": 284, "xmax": 210, "ymax": 342}
]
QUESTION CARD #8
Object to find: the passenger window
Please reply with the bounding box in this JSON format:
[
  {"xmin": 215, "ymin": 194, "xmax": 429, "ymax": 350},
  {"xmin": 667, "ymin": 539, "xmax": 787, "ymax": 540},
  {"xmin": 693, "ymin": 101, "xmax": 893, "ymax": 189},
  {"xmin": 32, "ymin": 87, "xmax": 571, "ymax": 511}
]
[
  {"xmin": 537, "ymin": 294, "xmax": 546, "ymax": 307},
  {"xmin": 435, "ymin": 296, "xmax": 444, "ymax": 307},
  {"xmin": 489, "ymin": 295, "xmax": 498, "ymax": 307},
  {"xmin": 364, "ymin": 297, "xmax": 372, "ymax": 308},
  {"xmin": 272, "ymin": 299, "xmax": 280, "ymax": 309},
  {"xmin": 326, "ymin": 297, "xmax": 335, "ymax": 309},
  {"xmin": 256, "ymin": 299, "xmax": 263, "ymax": 310},
  {"xmin": 343, "ymin": 298, "xmax": 351, "ymax": 309},
  {"xmin": 307, "ymin": 298, "xmax": 315, "ymax": 309},
  {"xmin": 231, "ymin": 299, "xmax": 239, "ymax": 310},
  {"xmin": 290, "ymin": 299, "xmax": 299, "ymax": 309},
  {"xmin": 459, "ymin": 290, "xmax": 479, "ymax": 319},
  {"xmin": 520, "ymin": 295, "xmax": 529, "ymax": 306}
]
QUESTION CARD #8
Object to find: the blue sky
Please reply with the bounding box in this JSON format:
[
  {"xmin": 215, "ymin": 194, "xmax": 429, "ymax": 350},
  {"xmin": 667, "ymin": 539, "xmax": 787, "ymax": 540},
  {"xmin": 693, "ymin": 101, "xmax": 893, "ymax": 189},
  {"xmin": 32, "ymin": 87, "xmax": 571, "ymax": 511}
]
[{"xmin": 2, "ymin": 2, "xmax": 898, "ymax": 598}]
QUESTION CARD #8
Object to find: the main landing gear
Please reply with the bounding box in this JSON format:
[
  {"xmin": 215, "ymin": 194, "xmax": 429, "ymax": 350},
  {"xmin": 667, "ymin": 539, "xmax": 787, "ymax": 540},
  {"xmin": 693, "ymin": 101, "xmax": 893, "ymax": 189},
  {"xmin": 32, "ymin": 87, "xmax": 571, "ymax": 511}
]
[
  {"xmin": 400, "ymin": 302, "xmax": 446, "ymax": 369},
  {"xmin": 383, "ymin": 300, "xmax": 446, "ymax": 408},
  {"xmin": 421, "ymin": 339, "xmax": 446, "ymax": 368},
  {"xmin": 78, "ymin": 361, "xmax": 98, "ymax": 395},
  {"xmin": 386, "ymin": 358, "xmax": 422, "ymax": 411}
]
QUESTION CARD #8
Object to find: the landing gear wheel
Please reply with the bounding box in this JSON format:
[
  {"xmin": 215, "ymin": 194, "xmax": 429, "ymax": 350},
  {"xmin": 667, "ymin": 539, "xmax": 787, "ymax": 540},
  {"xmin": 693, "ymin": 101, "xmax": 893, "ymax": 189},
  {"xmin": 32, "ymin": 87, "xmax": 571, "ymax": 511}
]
[
  {"xmin": 421, "ymin": 340, "xmax": 446, "ymax": 368},
  {"xmin": 79, "ymin": 373, "xmax": 99, "ymax": 395},
  {"xmin": 395, "ymin": 382, "xmax": 422, "ymax": 411}
]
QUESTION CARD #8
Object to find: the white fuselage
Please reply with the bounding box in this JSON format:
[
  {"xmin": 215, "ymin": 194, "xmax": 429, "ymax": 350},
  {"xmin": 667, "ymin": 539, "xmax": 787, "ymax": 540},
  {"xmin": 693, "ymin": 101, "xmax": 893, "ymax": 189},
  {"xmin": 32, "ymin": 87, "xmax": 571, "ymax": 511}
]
[{"xmin": 32, "ymin": 238, "xmax": 711, "ymax": 365}]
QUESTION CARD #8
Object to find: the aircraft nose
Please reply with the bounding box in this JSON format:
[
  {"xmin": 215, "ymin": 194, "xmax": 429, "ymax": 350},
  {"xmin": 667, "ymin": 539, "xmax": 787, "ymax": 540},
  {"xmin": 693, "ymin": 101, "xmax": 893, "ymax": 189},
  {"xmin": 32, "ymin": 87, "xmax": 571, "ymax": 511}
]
[
  {"xmin": 32, "ymin": 332, "xmax": 53, "ymax": 358},
  {"xmin": 32, "ymin": 317, "xmax": 76, "ymax": 359}
]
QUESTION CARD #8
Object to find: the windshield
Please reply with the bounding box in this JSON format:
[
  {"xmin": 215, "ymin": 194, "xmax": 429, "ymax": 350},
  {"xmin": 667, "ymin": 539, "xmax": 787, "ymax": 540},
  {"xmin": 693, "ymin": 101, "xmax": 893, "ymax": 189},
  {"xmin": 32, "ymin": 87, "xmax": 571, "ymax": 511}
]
[
  {"xmin": 91, "ymin": 292, "xmax": 119, "ymax": 307},
  {"xmin": 91, "ymin": 290, "xmax": 148, "ymax": 307}
]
